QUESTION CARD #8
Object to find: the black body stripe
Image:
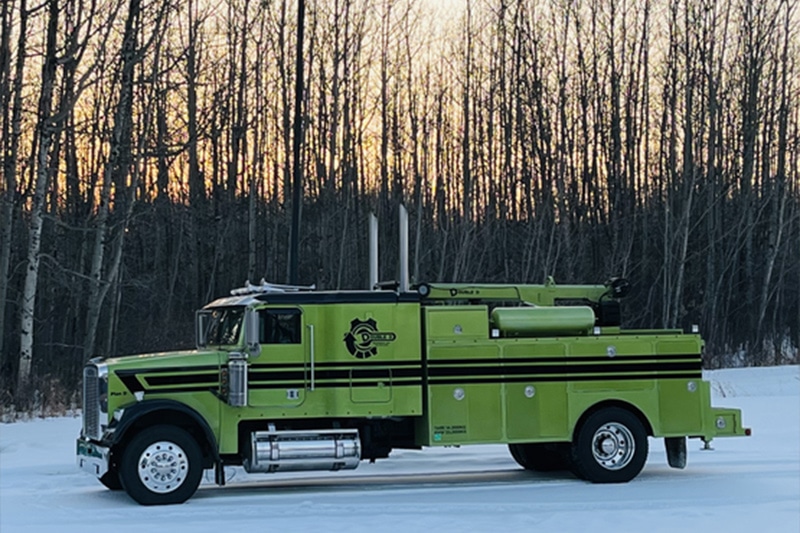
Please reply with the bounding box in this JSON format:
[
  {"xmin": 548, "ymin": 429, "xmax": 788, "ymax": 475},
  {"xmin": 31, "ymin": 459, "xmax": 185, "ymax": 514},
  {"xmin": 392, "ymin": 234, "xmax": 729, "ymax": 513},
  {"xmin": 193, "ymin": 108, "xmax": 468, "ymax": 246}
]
[
  {"xmin": 117, "ymin": 373, "xmax": 145, "ymax": 393},
  {"xmin": 428, "ymin": 372, "xmax": 701, "ymax": 385},
  {"xmin": 249, "ymin": 379, "xmax": 423, "ymax": 391},
  {"xmin": 428, "ymin": 361, "xmax": 700, "ymax": 377},
  {"xmin": 427, "ymin": 353, "xmax": 699, "ymax": 365},
  {"xmin": 249, "ymin": 367, "xmax": 423, "ymax": 382},
  {"xmin": 248, "ymin": 360, "xmax": 422, "ymax": 369},
  {"xmin": 288, "ymin": 360, "xmax": 422, "ymax": 368},
  {"xmin": 145, "ymin": 373, "xmax": 219, "ymax": 386},
  {"xmin": 116, "ymin": 353, "xmax": 702, "ymax": 395},
  {"xmin": 139, "ymin": 372, "xmax": 701, "ymax": 395}
]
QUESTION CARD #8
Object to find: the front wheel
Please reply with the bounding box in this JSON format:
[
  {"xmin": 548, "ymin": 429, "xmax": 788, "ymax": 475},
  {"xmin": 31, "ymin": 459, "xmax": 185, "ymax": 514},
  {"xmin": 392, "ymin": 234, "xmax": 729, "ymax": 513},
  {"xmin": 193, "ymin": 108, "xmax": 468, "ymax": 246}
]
[
  {"xmin": 118, "ymin": 425, "xmax": 203, "ymax": 505},
  {"xmin": 569, "ymin": 407, "xmax": 648, "ymax": 483}
]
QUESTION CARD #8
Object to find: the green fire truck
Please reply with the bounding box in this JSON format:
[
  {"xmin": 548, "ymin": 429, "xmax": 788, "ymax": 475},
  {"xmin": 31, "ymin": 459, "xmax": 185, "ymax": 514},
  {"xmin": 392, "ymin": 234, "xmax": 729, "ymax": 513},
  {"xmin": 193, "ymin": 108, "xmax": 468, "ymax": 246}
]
[{"xmin": 77, "ymin": 278, "xmax": 749, "ymax": 505}]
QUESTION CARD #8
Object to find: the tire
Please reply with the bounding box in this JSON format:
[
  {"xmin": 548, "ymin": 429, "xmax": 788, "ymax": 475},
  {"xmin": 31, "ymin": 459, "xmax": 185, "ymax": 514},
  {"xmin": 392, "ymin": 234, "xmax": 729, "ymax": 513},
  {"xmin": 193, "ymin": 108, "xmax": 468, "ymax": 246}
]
[
  {"xmin": 118, "ymin": 425, "xmax": 203, "ymax": 505},
  {"xmin": 569, "ymin": 407, "xmax": 648, "ymax": 483},
  {"xmin": 508, "ymin": 443, "xmax": 569, "ymax": 472}
]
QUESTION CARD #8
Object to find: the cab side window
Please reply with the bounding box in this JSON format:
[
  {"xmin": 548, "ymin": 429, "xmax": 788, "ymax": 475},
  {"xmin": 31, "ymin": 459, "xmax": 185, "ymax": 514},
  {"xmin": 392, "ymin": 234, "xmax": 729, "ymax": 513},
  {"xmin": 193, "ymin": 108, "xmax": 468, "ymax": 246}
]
[{"xmin": 261, "ymin": 309, "xmax": 301, "ymax": 344}]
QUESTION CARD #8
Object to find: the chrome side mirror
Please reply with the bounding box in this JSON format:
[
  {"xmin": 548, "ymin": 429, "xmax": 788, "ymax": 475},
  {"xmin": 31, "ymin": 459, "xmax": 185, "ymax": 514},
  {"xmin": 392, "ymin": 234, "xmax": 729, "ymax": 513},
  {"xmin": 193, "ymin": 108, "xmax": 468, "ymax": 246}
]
[{"xmin": 195, "ymin": 310, "xmax": 212, "ymax": 349}]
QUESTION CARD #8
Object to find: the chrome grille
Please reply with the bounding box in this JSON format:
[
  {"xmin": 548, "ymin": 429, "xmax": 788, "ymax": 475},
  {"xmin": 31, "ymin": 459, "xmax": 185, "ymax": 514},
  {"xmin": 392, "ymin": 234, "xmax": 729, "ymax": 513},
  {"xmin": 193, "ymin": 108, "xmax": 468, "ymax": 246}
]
[{"xmin": 83, "ymin": 365, "xmax": 99, "ymax": 439}]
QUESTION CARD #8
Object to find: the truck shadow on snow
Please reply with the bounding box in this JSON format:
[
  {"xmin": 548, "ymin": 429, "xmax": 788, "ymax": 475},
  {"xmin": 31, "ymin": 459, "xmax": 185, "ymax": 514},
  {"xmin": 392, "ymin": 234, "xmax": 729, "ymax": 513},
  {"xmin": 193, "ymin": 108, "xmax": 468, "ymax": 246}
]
[
  {"xmin": 82, "ymin": 465, "xmax": 733, "ymax": 506},
  {"xmin": 191, "ymin": 468, "xmax": 600, "ymax": 500},
  {"xmin": 186, "ymin": 465, "xmax": 731, "ymax": 503}
]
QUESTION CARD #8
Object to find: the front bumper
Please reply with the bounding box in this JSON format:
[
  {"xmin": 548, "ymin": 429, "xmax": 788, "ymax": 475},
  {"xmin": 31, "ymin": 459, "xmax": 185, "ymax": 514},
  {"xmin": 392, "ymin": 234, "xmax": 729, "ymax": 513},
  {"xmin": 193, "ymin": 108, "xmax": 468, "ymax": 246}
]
[{"xmin": 76, "ymin": 436, "xmax": 110, "ymax": 478}]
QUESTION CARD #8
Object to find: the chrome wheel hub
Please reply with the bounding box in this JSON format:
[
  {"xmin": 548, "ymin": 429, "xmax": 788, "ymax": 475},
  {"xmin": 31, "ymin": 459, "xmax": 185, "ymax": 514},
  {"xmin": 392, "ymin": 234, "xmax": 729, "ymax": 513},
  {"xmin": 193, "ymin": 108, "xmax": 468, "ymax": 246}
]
[
  {"xmin": 137, "ymin": 441, "xmax": 188, "ymax": 494},
  {"xmin": 592, "ymin": 422, "xmax": 635, "ymax": 471}
]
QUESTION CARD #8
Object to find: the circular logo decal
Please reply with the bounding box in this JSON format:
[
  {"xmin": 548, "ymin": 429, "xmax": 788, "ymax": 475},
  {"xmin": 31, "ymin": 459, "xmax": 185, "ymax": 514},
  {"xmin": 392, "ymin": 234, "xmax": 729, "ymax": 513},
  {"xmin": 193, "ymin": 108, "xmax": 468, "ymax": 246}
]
[{"xmin": 344, "ymin": 318, "xmax": 397, "ymax": 359}]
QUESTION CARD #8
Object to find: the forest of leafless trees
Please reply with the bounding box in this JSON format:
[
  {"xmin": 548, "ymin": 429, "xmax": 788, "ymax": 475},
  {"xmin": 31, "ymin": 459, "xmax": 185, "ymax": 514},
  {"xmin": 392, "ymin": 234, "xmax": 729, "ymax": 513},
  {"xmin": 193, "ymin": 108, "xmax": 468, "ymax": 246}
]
[{"xmin": 1, "ymin": 0, "xmax": 798, "ymax": 409}]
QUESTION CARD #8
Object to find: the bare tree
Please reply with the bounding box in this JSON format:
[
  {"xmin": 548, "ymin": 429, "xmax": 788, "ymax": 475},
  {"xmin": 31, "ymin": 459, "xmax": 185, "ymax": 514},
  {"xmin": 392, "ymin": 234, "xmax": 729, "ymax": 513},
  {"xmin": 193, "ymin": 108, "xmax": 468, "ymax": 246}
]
[
  {"xmin": 18, "ymin": 0, "xmax": 60, "ymax": 392},
  {"xmin": 84, "ymin": 0, "xmax": 171, "ymax": 359},
  {"xmin": 0, "ymin": 0, "xmax": 27, "ymax": 369}
]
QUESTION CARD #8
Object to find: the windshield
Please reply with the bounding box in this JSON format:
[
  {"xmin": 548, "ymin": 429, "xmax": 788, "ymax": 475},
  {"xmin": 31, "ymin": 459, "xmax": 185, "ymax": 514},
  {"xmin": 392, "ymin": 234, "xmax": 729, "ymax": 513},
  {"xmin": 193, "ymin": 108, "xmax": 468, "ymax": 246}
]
[{"xmin": 205, "ymin": 307, "xmax": 244, "ymax": 345}]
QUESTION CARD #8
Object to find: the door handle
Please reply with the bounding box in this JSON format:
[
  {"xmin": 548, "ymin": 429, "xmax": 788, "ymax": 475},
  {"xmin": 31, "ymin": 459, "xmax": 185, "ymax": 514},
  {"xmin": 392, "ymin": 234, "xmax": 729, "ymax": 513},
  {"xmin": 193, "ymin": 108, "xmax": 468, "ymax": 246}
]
[{"xmin": 307, "ymin": 324, "xmax": 315, "ymax": 391}]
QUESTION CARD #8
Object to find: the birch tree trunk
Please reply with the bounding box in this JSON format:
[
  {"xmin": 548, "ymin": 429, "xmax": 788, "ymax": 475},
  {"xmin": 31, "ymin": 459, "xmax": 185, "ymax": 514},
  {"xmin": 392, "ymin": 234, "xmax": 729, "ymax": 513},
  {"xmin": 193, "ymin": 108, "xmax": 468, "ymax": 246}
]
[
  {"xmin": 0, "ymin": 0, "xmax": 26, "ymax": 365},
  {"xmin": 18, "ymin": 0, "xmax": 58, "ymax": 391}
]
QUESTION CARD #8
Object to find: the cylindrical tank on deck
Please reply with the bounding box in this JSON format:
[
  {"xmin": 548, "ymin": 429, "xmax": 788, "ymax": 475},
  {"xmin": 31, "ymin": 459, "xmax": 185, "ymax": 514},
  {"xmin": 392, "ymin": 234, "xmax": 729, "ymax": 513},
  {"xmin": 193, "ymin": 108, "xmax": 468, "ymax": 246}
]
[{"xmin": 491, "ymin": 306, "xmax": 595, "ymax": 336}]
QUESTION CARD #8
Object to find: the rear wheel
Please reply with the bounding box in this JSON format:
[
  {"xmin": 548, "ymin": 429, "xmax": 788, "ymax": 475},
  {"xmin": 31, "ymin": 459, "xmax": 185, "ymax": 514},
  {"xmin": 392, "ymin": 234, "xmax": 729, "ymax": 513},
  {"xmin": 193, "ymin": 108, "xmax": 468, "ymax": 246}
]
[
  {"xmin": 569, "ymin": 407, "xmax": 648, "ymax": 483},
  {"xmin": 118, "ymin": 425, "xmax": 203, "ymax": 505},
  {"xmin": 508, "ymin": 443, "xmax": 569, "ymax": 472}
]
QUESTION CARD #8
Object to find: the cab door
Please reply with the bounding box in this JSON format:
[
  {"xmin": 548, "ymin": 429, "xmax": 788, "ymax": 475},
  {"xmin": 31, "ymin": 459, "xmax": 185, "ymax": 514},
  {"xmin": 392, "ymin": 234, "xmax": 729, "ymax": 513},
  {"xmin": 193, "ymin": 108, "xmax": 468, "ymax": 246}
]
[{"xmin": 247, "ymin": 308, "xmax": 308, "ymax": 407}]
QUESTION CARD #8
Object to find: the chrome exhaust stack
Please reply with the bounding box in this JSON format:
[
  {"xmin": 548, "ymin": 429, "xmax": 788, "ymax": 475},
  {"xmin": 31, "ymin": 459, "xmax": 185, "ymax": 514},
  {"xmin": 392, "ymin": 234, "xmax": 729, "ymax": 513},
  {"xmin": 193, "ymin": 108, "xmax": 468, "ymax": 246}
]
[
  {"xmin": 369, "ymin": 213, "xmax": 379, "ymax": 290},
  {"xmin": 399, "ymin": 204, "xmax": 409, "ymax": 293},
  {"xmin": 368, "ymin": 204, "xmax": 410, "ymax": 292}
]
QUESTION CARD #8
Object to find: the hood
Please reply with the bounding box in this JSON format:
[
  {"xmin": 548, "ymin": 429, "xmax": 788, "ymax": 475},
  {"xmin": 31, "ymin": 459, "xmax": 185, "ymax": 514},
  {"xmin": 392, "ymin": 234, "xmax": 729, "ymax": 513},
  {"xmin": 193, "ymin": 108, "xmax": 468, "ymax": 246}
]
[{"xmin": 92, "ymin": 349, "xmax": 221, "ymax": 371}]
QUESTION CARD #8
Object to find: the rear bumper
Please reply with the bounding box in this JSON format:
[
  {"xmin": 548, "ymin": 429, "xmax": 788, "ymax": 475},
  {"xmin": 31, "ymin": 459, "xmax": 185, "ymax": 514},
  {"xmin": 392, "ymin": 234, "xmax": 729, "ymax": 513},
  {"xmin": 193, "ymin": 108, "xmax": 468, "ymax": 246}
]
[
  {"xmin": 707, "ymin": 407, "xmax": 751, "ymax": 438},
  {"xmin": 76, "ymin": 436, "xmax": 110, "ymax": 478}
]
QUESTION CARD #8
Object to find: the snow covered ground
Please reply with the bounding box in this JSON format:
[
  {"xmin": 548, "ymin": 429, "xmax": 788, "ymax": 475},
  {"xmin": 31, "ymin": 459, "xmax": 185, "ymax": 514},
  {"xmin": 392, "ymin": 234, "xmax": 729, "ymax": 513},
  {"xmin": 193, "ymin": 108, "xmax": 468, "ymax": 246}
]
[{"xmin": 1, "ymin": 366, "xmax": 798, "ymax": 533}]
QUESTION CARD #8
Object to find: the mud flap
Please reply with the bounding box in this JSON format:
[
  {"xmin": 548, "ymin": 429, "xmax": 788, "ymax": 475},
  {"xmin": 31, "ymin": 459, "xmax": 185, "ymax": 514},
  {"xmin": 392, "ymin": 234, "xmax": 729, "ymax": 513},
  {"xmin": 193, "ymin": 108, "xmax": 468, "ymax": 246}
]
[
  {"xmin": 214, "ymin": 461, "xmax": 226, "ymax": 486},
  {"xmin": 665, "ymin": 436, "xmax": 687, "ymax": 469}
]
